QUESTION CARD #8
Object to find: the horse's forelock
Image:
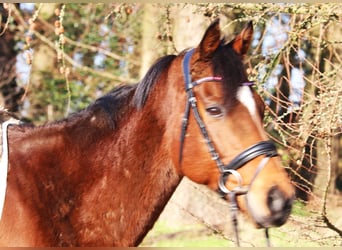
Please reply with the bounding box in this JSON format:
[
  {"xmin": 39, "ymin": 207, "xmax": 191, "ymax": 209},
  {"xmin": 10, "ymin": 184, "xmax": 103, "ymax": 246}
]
[{"xmin": 212, "ymin": 44, "xmax": 249, "ymax": 109}]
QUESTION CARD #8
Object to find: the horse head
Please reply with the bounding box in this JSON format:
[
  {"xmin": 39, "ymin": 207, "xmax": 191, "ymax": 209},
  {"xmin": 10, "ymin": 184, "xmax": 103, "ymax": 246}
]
[{"xmin": 168, "ymin": 19, "xmax": 295, "ymax": 229}]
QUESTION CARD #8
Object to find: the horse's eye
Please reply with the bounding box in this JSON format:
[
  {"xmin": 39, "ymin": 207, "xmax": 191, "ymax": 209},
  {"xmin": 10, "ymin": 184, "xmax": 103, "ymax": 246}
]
[{"xmin": 206, "ymin": 106, "xmax": 223, "ymax": 117}]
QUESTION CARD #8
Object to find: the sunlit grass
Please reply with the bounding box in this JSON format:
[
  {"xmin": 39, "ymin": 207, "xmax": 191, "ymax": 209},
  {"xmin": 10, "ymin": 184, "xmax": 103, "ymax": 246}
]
[
  {"xmin": 291, "ymin": 200, "xmax": 310, "ymax": 217},
  {"xmin": 140, "ymin": 222, "xmax": 232, "ymax": 247}
]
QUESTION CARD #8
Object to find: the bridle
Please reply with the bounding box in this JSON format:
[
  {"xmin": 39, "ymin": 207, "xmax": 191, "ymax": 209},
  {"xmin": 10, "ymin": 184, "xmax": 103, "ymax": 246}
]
[{"xmin": 179, "ymin": 48, "xmax": 278, "ymax": 246}]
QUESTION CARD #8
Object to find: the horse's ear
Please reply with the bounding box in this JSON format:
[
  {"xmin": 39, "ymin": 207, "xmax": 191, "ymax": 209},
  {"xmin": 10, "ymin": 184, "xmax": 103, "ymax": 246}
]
[
  {"xmin": 198, "ymin": 19, "xmax": 221, "ymax": 60},
  {"xmin": 231, "ymin": 21, "xmax": 253, "ymax": 56}
]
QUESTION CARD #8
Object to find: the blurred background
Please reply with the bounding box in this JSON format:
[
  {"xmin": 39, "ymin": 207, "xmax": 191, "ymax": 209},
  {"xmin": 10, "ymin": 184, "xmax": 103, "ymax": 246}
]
[{"xmin": 0, "ymin": 3, "xmax": 341, "ymax": 246}]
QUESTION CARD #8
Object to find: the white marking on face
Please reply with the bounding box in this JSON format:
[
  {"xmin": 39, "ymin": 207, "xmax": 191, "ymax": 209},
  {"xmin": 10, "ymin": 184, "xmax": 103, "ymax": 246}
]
[
  {"xmin": 237, "ymin": 86, "xmax": 257, "ymax": 119},
  {"xmin": 236, "ymin": 86, "xmax": 268, "ymax": 139}
]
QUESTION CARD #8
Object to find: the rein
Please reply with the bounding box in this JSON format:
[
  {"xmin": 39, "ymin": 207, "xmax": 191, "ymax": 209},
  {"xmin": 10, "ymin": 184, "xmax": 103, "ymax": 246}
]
[{"xmin": 180, "ymin": 48, "xmax": 277, "ymax": 247}]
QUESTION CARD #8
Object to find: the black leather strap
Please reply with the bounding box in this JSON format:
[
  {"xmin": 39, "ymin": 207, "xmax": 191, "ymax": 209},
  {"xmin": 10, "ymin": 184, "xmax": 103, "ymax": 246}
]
[{"xmin": 221, "ymin": 140, "xmax": 278, "ymax": 174}]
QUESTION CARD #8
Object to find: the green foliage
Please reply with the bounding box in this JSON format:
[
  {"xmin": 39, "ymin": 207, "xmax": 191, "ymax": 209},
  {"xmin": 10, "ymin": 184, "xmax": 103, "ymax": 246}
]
[
  {"xmin": 31, "ymin": 71, "xmax": 93, "ymax": 122},
  {"xmin": 19, "ymin": 3, "xmax": 142, "ymax": 122}
]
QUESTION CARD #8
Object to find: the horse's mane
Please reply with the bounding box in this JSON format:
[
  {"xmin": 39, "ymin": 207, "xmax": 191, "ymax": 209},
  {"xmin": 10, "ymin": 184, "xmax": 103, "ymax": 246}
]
[
  {"xmin": 85, "ymin": 84, "xmax": 136, "ymax": 129},
  {"xmin": 132, "ymin": 54, "xmax": 177, "ymax": 109},
  {"xmin": 86, "ymin": 54, "xmax": 177, "ymax": 128}
]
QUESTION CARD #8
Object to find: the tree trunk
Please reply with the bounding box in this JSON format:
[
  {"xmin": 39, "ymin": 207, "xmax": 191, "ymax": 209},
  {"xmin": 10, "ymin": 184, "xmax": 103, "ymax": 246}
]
[
  {"xmin": 172, "ymin": 4, "xmax": 209, "ymax": 52},
  {"xmin": 139, "ymin": 4, "xmax": 162, "ymax": 79},
  {"xmin": 313, "ymin": 21, "xmax": 342, "ymax": 197},
  {"xmin": 325, "ymin": 21, "xmax": 342, "ymax": 194}
]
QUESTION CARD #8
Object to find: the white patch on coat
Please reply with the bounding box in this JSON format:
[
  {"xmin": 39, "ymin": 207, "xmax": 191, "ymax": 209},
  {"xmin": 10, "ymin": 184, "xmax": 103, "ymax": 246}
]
[
  {"xmin": 236, "ymin": 86, "xmax": 267, "ymax": 139},
  {"xmin": 237, "ymin": 86, "xmax": 257, "ymax": 119}
]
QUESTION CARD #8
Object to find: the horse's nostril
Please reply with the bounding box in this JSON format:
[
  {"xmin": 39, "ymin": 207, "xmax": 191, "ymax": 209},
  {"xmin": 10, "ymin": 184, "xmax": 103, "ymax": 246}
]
[
  {"xmin": 266, "ymin": 186, "xmax": 293, "ymax": 226},
  {"xmin": 267, "ymin": 186, "xmax": 292, "ymax": 214}
]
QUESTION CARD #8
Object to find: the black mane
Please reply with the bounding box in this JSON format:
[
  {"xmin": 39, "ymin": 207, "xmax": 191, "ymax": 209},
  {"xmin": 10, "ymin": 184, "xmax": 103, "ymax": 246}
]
[
  {"xmin": 86, "ymin": 54, "xmax": 177, "ymax": 128},
  {"xmin": 86, "ymin": 84, "xmax": 136, "ymax": 129},
  {"xmin": 132, "ymin": 55, "xmax": 177, "ymax": 109},
  {"xmin": 63, "ymin": 55, "xmax": 176, "ymax": 130}
]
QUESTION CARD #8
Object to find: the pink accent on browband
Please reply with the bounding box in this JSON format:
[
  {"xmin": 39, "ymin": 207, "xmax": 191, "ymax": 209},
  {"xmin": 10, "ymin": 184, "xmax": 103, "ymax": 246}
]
[
  {"xmin": 193, "ymin": 77, "xmax": 254, "ymax": 87},
  {"xmin": 194, "ymin": 76, "xmax": 223, "ymax": 85},
  {"xmin": 241, "ymin": 81, "xmax": 255, "ymax": 86}
]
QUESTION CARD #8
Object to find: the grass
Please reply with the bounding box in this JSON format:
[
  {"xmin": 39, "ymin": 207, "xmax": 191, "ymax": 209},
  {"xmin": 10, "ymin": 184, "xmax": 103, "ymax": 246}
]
[
  {"xmin": 141, "ymin": 219, "xmax": 325, "ymax": 247},
  {"xmin": 140, "ymin": 221, "xmax": 232, "ymax": 247},
  {"xmin": 291, "ymin": 200, "xmax": 311, "ymax": 217}
]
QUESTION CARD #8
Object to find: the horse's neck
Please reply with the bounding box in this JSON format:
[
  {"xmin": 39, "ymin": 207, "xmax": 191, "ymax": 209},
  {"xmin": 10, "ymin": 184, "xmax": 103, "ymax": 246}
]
[
  {"xmin": 6, "ymin": 109, "xmax": 181, "ymax": 246},
  {"xmin": 77, "ymin": 111, "xmax": 182, "ymax": 246}
]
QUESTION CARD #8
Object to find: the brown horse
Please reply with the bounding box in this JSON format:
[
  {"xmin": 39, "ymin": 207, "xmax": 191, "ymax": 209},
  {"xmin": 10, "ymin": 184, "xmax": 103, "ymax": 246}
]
[{"xmin": 0, "ymin": 19, "xmax": 294, "ymax": 246}]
